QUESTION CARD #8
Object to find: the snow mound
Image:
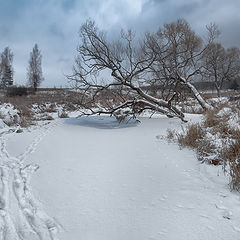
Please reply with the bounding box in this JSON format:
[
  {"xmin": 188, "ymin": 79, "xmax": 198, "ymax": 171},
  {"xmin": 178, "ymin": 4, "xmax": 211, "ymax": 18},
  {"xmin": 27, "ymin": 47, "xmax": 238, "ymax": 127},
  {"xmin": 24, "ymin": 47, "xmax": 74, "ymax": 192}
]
[
  {"xmin": 0, "ymin": 119, "xmax": 7, "ymax": 128},
  {"xmin": 228, "ymin": 112, "xmax": 240, "ymax": 130},
  {"xmin": 217, "ymin": 107, "xmax": 232, "ymax": 117},
  {"xmin": 0, "ymin": 103, "xmax": 20, "ymax": 127}
]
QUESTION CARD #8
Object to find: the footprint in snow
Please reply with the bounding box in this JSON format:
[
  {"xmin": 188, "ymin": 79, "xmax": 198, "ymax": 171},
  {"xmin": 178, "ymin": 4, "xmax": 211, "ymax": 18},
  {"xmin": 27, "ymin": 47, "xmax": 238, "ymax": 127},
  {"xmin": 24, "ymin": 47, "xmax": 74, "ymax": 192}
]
[
  {"xmin": 157, "ymin": 229, "xmax": 167, "ymax": 235},
  {"xmin": 206, "ymin": 225, "xmax": 215, "ymax": 231},
  {"xmin": 215, "ymin": 204, "xmax": 233, "ymax": 220},
  {"xmin": 222, "ymin": 209, "xmax": 233, "ymax": 220},
  {"xmin": 155, "ymin": 135, "xmax": 165, "ymax": 140}
]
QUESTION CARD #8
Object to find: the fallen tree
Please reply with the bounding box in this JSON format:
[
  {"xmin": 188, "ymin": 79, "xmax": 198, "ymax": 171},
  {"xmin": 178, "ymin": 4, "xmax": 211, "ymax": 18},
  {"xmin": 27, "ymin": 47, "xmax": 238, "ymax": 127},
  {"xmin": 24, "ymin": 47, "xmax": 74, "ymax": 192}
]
[{"xmin": 68, "ymin": 20, "xmax": 214, "ymax": 121}]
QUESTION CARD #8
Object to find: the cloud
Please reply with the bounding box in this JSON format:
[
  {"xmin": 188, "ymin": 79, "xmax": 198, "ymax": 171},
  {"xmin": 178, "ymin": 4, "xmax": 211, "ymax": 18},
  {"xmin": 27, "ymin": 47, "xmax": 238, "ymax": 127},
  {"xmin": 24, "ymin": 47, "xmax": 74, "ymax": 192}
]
[{"xmin": 0, "ymin": 0, "xmax": 239, "ymax": 87}]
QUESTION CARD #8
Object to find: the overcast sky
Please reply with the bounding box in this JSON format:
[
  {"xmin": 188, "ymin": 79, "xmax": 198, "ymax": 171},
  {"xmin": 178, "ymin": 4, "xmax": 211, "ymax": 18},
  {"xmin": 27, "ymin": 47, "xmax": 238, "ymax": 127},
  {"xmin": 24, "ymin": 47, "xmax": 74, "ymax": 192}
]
[{"xmin": 0, "ymin": 0, "xmax": 240, "ymax": 87}]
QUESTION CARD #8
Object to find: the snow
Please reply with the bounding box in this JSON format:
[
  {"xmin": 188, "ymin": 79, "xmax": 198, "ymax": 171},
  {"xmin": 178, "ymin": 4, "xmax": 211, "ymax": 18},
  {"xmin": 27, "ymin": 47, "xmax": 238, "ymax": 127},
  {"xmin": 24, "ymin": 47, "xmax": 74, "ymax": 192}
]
[
  {"xmin": 228, "ymin": 112, "xmax": 240, "ymax": 130},
  {"xmin": 2, "ymin": 114, "xmax": 240, "ymax": 239},
  {"xmin": 217, "ymin": 107, "xmax": 232, "ymax": 117},
  {"xmin": 0, "ymin": 103, "xmax": 20, "ymax": 126},
  {"xmin": 216, "ymin": 106, "xmax": 240, "ymax": 130}
]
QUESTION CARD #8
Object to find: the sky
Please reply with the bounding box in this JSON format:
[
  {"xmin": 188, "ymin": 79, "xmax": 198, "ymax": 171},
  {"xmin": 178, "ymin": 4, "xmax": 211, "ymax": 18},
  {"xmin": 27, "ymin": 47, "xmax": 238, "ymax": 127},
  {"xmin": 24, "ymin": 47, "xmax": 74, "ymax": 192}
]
[{"xmin": 0, "ymin": 0, "xmax": 240, "ymax": 87}]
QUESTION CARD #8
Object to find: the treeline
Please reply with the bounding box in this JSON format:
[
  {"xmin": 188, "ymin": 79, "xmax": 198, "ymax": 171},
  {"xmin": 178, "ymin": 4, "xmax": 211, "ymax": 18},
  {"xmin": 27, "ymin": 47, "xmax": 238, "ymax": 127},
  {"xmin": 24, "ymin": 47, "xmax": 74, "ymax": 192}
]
[{"xmin": 0, "ymin": 44, "xmax": 44, "ymax": 95}]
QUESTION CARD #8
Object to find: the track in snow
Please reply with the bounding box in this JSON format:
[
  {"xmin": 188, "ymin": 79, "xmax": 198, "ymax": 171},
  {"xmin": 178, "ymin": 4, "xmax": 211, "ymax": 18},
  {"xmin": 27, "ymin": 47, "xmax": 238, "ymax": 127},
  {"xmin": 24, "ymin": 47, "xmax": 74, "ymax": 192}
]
[
  {"xmin": 29, "ymin": 116, "xmax": 240, "ymax": 240},
  {"xmin": 0, "ymin": 121, "xmax": 61, "ymax": 240},
  {"xmin": 2, "ymin": 116, "xmax": 240, "ymax": 240}
]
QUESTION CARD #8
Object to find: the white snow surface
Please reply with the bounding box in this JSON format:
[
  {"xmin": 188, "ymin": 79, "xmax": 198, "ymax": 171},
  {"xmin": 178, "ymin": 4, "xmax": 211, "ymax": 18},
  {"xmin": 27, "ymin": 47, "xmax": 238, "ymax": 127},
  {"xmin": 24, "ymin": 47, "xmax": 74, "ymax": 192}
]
[{"xmin": 3, "ymin": 114, "xmax": 240, "ymax": 240}]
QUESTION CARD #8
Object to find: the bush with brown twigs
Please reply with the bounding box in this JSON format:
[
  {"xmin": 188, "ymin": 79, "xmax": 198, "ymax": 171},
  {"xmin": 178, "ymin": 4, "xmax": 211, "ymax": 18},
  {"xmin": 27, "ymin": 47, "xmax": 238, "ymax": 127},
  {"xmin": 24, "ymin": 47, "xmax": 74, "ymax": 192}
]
[
  {"xmin": 221, "ymin": 139, "xmax": 240, "ymax": 191},
  {"xmin": 58, "ymin": 111, "xmax": 69, "ymax": 118},
  {"xmin": 167, "ymin": 99, "xmax": 240, "ymax": 191}
]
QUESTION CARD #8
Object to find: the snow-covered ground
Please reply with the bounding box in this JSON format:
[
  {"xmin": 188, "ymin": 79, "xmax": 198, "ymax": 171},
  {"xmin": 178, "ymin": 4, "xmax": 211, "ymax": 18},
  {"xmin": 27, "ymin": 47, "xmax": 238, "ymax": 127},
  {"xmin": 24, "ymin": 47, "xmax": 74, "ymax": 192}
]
[{"xmin": 2, "ymin": 114, "xmax": 240, "ymax": 239}]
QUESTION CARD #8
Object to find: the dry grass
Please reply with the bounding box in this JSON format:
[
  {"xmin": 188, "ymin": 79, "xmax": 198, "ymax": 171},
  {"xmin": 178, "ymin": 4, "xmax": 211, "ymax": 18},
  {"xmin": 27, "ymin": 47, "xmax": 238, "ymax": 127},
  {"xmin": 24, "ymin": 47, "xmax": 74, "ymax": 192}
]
[
  {"xmin": 168, "ymin": 99, "xmax": 240, "ymax": 190},
  {"xmin": 221, "ymin": 139, "xmax": 240, "ymax": 191},
  {"xmin": 44, "ymin": 103, "xmax": 57, "ymax": 113},
  {"xmin": 0, "ymin": 89, "xmax": 82, "ymax": 107},
  {"xmin": 197, "ymin": 138, "xmax": 217, "ymax": 164},
  {"xmin": 166, "ymin": 129, "xmax": 175, "ymax": 140},
  {"xmin": 17, "ymin": 105, "xmax": 35, "ymax": 127},
  {"xmin": 36, "ymin": 115, "xmax": 54, "ymax": 121},
  {"xmin": 168, "ymin": 123, "xmax": 217, "ymax": 164},
  {"xmin": 58, "ymin": 111, "xmax": 69, "ymax": 118},
  {"xmin": 203, "ymin": 110, "xmax": 221, "ymax": 128},
  {"xmin": 176, "ymin": 124, "xmax": 205, "ymax": 149},
  {"xmin": 0, "ymin": 89, "xmax": 82, "ymax": 127}
]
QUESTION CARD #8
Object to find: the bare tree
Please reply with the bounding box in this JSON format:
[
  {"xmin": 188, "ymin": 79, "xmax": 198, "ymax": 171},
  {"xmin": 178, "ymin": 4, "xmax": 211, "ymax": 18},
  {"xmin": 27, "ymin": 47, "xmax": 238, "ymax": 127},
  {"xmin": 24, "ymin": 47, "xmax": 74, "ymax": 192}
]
[
  {"xmin": 27, "ymin": 44, "xmax": 44, "ymax": 92},
  {"xmin": 145, "ymin": 19, "xmax": 216, "ymax": 110},
  {"xmin": 69, "ymin": 20, "xmax": 186, "ymax": 121},
  {"xmin": 0, "ymin": 47, "xmax": 14, "ymax": 87},
  {"xmin": 202, "ymin": 43, "xmax": 240, "ymax": 96}
]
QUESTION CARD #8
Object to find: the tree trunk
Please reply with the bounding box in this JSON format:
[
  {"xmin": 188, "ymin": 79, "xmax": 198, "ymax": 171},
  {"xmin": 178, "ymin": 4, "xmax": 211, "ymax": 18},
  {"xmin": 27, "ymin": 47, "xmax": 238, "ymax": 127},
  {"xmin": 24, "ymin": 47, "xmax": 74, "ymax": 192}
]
[
  {"xmin": 215, "ymin": 82, "xmax": 221, "ymax": 97},
  {"xmin": 179, "ymin": 76, "xmax": 214, "ymax": 111}
]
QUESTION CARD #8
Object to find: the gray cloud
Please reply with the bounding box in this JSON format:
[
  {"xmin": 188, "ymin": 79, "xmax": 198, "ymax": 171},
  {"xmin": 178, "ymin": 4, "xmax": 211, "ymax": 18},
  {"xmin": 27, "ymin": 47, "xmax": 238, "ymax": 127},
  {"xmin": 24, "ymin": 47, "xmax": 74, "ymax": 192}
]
[{"xmin": 0, "ymin": 0, "xmax": 239, "ymax": 87}]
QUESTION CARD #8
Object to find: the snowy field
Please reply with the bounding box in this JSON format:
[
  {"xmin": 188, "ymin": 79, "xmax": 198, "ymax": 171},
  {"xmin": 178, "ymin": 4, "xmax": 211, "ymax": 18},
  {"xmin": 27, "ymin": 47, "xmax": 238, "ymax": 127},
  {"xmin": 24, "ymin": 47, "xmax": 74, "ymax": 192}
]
[{"xmin": 2, "ymin": 114, "xmax": 240, "ymax": 239}]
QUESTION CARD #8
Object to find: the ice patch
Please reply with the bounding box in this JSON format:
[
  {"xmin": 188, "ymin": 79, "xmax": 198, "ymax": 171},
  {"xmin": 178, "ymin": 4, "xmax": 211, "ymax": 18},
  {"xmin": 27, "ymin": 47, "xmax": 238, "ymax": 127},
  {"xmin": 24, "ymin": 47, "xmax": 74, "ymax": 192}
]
[{"xmin": 65, "ymin": 115, "xmax": 140, "ymax": 129}]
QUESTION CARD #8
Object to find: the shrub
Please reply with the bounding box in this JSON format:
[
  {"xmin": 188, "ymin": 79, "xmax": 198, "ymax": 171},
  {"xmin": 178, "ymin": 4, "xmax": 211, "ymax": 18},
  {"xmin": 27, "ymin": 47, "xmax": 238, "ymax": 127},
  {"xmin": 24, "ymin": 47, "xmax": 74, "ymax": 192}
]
[
  {"xmin": 43, "ymin": 115, "xmax": 54, "ymax": 120},
  {"xmin": 19, "ymin": 117, "xmax": 34, "ymax": 128},
  {"xmin": 169, "ymin": 103, "xmax": 240, "ymax": 191},
  {"xmin": 203, "ymin": 110, "xmax": 220, "ymax": 128},
  {"xmin": 221, "ymin": 140, "xmax": 240, "ymax": 191},
  {"xmin": 36, "ymin": 115, "xmax": 54, "ymax": 121},
  {"xmin": 58, "ymin": 111, "xmax": 69, "ymax": 118},
  {"xmin": 45, "ymin": 103, "xmax": 57, "ymax": 113},
  {"xmin": 168, "ymin": 123, "xmax": 218, "ymax": 162},
  {"xmin": 197, "ymin": 138, "xmax": 216, "ymax": 164},
  {"xmin": 166, "ymin": 129, "xmax": 175, "ymax": 140},
  {"xmin": 6, "ymin": 86, "xmax": 29, "ymax": 97},
  {"xmin": 229, "ymin": 95, "xmax": 240, "ymax": 101},
  {"xmin": 17, "ymin": 105, "xmax": 35, "ymax": 128},
  {"xmin": 177, "ymin": 124, "xmax": 205, "ymax": 149}
]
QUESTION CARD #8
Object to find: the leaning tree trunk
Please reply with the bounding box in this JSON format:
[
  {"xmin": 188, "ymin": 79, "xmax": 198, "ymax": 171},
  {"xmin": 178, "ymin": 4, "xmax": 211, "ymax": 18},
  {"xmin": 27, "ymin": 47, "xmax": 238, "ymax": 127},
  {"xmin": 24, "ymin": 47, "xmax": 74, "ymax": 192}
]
[{"xmin": 179, "ymin": 76, "xmax": 214, "ymax": 111}]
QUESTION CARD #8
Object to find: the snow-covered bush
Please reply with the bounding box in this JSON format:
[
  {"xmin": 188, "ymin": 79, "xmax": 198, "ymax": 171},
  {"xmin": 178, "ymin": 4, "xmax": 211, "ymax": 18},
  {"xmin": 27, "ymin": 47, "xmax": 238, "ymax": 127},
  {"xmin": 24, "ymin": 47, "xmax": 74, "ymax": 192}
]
[
  {"xmin": 58, "ymin": 110, "xmax": 69, "ymax": 118},
  {"xmin": 0, "ymin": 103, "xmax": 20, "ymax": 126},
  {"xmin": 168, "ymin": 99, "xmax": 240, "ymax": 191},
  {"xmin": 221, "ymin": 139, "xmax": 240, "ymax": 191}
]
